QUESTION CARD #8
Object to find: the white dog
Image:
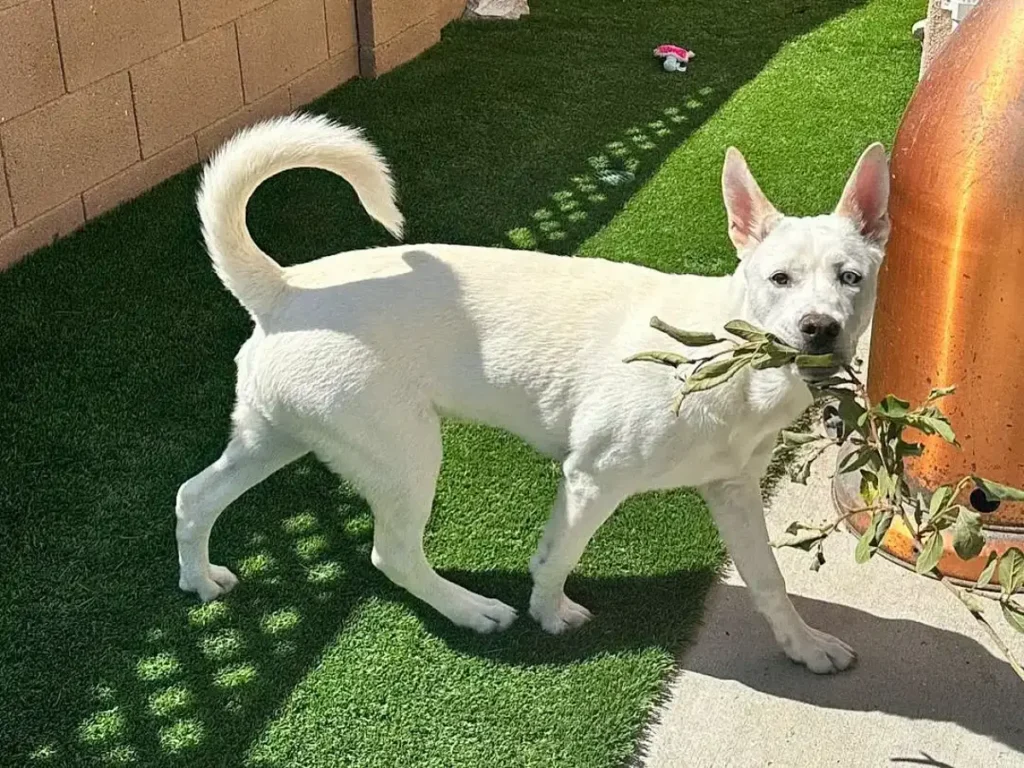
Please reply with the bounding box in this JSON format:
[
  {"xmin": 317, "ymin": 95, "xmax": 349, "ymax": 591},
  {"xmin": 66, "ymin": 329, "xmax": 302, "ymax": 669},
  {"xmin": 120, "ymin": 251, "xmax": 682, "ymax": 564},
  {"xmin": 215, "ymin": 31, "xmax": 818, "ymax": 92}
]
[{"xmin": 176, "ymin": 114, "xmax": 889, "ymax": 674}]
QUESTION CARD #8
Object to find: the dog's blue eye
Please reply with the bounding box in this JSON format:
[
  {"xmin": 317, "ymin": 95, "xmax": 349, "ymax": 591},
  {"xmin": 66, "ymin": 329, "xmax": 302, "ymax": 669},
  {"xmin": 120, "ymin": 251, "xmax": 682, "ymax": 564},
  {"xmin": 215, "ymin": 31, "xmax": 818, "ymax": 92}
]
[
  {"xmin": 769, "ymin": 272, "xmax": 791, "ymax": 287},
  {"xmin": 840, "ymin": 270, "xmax": 862, "ymax": 286}
]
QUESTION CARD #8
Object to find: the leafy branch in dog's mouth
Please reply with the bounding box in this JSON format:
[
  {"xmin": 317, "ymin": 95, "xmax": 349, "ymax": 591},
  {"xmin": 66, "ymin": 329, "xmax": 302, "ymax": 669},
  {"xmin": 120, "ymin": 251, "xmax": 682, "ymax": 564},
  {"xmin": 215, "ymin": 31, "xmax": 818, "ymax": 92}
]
[
  {"xmin": 624, "ymin": 316, "xmax": 834, "ymax": 415},
  {"xmin": 626, "ymin": 316, "xmax": 1024, "ymax": 683}
]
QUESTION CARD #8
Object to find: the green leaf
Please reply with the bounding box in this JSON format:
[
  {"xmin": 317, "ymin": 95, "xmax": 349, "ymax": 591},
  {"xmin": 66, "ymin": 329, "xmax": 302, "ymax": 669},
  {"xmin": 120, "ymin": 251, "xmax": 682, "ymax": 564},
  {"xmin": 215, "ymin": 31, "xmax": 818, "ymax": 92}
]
[
  {"xmin": 838, "ymin": 448, "xmax": 878, "ymax": 475},
  {"xmin": 650, "ymin": 316, "xmax": 721, "ymax": 346},
  {"xmin": 623, "ymin": 351, "xmax": 690, "ymax": 367},
  {"xmin": 915, "ymin": 532, "xmax": 944, "ymax": 574},
  {"xmin": 873, "ymin": 509, "xmax": 895, "ymax": 544},
  {"xmin": 855, "ymin": 517, "xmax": 877, "ymax": 564},
  {"xmin": 876, "ymin": 465, "xmax": 896, "ymax": 502},
  {"xmin": 1000, "ymin": 601, "xmax": 1024, "ymax": 634},
  {"xmin": 909, "ymin": 412, "xmax": 957, "ymax": 444},
  {"xmin": 730, "ymin": 340, "xmax": 764, "ymax": 357},
  {"xmin": 860, "ymin": 471, "xmax": 879, "ymax": 506},
  {"xmin": 836, "ymin": 393, "xmax": 868, "ymax": 432},
  {"xmin": 998, "ymin": 548, "xmax": 1024, "ymax": 596},
  {"xmin": 972, "ymin": 476, "xmax": 1024, "ymax": 503},
  {"xmin": 928, "ymin": 485, "xmax": 954, "ymax": 519},
  {"xmin": 951, "ymin": 507, "xmax": 985, "ymax": 560},
  {"xmin": 905, "ymin": 494, "xmax": 924, "ymax": 535},
  {"xmin": 771, "ymin": 522, "xmax": 828, "ymax": 551},
  {"xmin": 877, "ymin": 394, "xmax": 911, "ymax": 418},
  {"xmin": 976, "ymin": 551, "xmax": 999, "ymax": 589},
  {"xmin": 682, "ymin": 356, "xmax": 749, "ymax": 393},
  {"xmin": 762, "ymin": 334, "xmax": 800, "ymax": 356},
  {"xmin": 896, "ymin": 441, "xmax": 925, "ymax": 461},
  {"xmin": 750, "ymin": 346, "xmax": 796, "ymax": 370},
  {"xmin": 780, "ymin": 430, "xmax": 820, "ymax": 447},
  {"xmin": 724, "ymin": 319, "xmax": 767, "ymax": 342},
  {"xmin": 926, "ymin": 385, "xmax": 956, "ymax": 402},
  {"xmin": 794, "ymin": 353, "xmax": 835, "ymax": 369}
]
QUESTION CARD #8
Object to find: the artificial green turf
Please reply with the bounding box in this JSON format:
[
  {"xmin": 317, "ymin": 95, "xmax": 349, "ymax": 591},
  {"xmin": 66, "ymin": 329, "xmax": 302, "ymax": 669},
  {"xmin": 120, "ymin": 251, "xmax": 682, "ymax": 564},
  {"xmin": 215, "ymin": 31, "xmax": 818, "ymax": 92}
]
[{"xmin": 0, "ymin": 0, "xmax": 922, "ymax": 765}]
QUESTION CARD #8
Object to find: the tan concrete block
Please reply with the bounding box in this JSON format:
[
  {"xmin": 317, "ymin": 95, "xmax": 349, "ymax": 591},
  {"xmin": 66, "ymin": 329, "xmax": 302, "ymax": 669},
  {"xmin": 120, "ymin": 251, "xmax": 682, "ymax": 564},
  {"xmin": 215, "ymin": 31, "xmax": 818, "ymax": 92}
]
[
  {"xmin": 361, "ymin": 0, "xmax": 436, "ymax": 45},
  {"xmin": 0, "ymin": 196, "xmax": 84, "ymax": 271},
  {"xmin": 131, "ymin": 25, "xmax": 243, "ymax": 157},
  {"xmin": 289, "ymin": 49, "xmax": 358, "ymax": 109},
  {"xmin": 54, "ymin": 0, "xmax": 183, "ymax": 91},
  {"xmin": 0, "ymin": 0, "xmax": 34, "ymax": 8},
  {"xmin": 439, "ymin": 0, "xmax": 465, "ymax": 24},
  {"xmin": 0, "ymin": 1, "xmax": 65, "ymax": 122},
  {"xmin": 195, "ymin": 87, "xmax": 291, "ymax": 159},
  {"xmin": 179, "ymin": 0, "xmax": 272, "ymax": 39},
  {"xmin": 2, "ymin": 73, "xmax": 138, "ymax": 223},
  {"xmin": 362, "ymin": 15, "xmax": 440, "ymax": 78},
  {"xmin": 83, "ymin": 138, "xmax": 197, "ymax": 219},
  {"xmin": 236, "ymin": 0, "xmax": 328, "ymax": 102},
  {"xmin": 325, "ymin": 0, "xmax": 357, "ymax": 57},
  {"xmin": 0, "ymin": 155, "xmax": 13, "ymax": 235},
  {"xmin": 54, "ymin": 0, "xmax": 182, "ymax": 91}
]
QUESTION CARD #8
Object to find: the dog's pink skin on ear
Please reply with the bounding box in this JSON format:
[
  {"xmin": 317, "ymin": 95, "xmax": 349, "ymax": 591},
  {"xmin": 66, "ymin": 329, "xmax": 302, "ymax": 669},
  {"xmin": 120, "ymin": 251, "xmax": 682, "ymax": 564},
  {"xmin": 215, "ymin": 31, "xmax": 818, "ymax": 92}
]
[
  {"xmin": 722, "ymin": 147, "xmax": 780, "ymax": 253},
  {"xmin": 835, "ymin": 143, "xmax": 890, "ymax": 246}
]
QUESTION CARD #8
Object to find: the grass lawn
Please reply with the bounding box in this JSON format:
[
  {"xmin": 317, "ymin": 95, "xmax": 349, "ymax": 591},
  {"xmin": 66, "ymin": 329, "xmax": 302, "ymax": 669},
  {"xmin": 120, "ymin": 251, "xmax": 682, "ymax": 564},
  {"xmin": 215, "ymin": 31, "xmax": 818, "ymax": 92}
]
[{"xmin": 0, "ymin": 0, "xmax": 922, "ymax": 765}]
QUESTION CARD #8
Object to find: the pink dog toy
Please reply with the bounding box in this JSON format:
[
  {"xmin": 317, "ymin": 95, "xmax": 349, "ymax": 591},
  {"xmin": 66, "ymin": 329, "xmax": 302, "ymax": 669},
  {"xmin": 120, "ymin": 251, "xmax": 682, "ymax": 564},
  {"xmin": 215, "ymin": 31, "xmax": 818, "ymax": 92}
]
[{"xmin": 653, "ymin": 44, "xmax": 695, "ymax": 72}]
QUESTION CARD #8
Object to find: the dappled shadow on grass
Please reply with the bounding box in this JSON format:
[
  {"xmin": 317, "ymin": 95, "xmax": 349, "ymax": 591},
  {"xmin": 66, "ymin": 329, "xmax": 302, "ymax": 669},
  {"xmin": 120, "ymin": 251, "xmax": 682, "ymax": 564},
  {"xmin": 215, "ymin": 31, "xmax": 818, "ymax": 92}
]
[
  {"xmin": 246, "ymin": 0, "xmax": 869, "ymax": 266},
  {"xmin": 13, "ymin": 455, "xmax": 716, "ymax": 766},
  {"xmin": 12, "ymin": 460, "xmax": 379, "ymax": 766}
]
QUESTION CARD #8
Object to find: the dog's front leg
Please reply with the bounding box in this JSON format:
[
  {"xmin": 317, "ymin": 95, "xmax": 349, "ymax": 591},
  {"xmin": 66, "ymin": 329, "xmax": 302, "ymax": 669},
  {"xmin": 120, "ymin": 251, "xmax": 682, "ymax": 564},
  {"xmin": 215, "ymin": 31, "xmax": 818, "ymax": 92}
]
[
  {"xmin": 529, "ymin": 470, "xmax": 625, "ymax": 634},
  {"xmin": 701, "ymin": 477, "xmax": 856, "ymax": 673}
]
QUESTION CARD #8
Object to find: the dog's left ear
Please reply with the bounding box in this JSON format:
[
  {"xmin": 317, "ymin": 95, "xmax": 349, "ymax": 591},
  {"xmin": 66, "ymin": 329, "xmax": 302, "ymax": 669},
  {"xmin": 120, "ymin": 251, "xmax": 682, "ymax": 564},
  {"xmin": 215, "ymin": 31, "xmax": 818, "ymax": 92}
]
[{"xmin": 835, "ymin": 143, "xmax": 890, "ymax": 247}]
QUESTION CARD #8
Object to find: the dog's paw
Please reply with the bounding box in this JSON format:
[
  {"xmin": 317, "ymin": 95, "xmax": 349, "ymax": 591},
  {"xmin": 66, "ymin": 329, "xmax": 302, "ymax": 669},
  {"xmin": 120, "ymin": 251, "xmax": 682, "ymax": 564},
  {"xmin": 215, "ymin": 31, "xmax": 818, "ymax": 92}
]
[
  {"xmin": 781, "ymin": 626, "xmax": 856, "ymax": 674},
  {"xmin": 448, "ymin": 594, "xmax": 518, "ymax": 634},
  {"xmin": 529, "ymin": 591, "xmax": 593, "ymax": 635},
  {"xmin": 179, "ymin": 564, "xmax": 238, "ymax": 602}
]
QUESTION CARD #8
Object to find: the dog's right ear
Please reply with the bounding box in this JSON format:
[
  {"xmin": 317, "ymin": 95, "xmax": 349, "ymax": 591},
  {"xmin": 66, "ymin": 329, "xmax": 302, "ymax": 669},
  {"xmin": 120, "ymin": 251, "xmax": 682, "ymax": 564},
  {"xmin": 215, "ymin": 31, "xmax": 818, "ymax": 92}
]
[
  {"xmin": 834, "ymin": 143, "xmax": 890, "ymax": 248},
  {"xmin": 722, "ymin": 147, "xmax": 781, "ymax": 255}
]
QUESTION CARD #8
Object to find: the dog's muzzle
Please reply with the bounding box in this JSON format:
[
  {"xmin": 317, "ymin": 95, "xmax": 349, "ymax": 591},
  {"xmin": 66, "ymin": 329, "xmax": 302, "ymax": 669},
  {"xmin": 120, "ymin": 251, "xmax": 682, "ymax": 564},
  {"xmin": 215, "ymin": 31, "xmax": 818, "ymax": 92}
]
[{"xmin": 798, "ymin": 312, "xmax": 841, "ymax": 355}]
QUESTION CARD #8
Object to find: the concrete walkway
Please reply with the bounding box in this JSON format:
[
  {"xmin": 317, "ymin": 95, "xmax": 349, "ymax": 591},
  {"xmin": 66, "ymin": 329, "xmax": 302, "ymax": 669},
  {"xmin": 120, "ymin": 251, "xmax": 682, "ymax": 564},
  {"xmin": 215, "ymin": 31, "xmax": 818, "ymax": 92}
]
[{"xmin": 641, "ymin": 338, "xmax": 1024, "ymax": 768}]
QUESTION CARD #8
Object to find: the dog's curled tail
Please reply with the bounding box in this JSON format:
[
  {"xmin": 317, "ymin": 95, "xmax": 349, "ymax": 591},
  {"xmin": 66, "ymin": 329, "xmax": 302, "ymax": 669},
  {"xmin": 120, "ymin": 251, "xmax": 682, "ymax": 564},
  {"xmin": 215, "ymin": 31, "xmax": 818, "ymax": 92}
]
[{"xmin": 197, "ymin": 113, "xmax": 404, "ymax": 318}]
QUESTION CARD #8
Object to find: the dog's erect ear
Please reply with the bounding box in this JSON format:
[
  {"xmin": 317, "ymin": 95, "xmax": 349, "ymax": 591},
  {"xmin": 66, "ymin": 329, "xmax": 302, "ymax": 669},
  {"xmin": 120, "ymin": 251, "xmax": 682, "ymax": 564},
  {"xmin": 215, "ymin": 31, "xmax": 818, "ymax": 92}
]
[
  {"xmin": 835, "ymin": 143, "xmax": 890, "ymax": 247},
  {"xmin": 722, "ymin": 147, "xmax": 781, "ymax": 254}
]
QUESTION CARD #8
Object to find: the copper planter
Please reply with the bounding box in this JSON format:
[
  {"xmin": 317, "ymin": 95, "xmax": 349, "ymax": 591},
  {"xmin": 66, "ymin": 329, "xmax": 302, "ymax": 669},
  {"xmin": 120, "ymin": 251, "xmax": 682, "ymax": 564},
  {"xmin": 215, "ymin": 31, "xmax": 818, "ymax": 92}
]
[{"xmin": 836, "ymin": 0, "xmax": 1024, "ymax": 584}]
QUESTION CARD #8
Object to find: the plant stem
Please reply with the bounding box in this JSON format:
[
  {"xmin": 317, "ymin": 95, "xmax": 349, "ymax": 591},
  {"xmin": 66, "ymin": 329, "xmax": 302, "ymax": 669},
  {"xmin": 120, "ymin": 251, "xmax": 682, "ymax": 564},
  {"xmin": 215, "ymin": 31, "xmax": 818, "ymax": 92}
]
[{"xmin": 941, "ymin": 577, "xmax": 1024, "ymax": 683}]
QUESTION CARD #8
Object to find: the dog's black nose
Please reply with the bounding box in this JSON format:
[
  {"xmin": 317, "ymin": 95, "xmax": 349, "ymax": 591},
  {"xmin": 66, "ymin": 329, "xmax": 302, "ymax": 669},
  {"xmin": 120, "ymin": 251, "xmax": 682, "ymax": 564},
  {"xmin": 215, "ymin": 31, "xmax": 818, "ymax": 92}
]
[{"xmin": 798, "ymin": 313, "xmax": 841, "ymax": 352}]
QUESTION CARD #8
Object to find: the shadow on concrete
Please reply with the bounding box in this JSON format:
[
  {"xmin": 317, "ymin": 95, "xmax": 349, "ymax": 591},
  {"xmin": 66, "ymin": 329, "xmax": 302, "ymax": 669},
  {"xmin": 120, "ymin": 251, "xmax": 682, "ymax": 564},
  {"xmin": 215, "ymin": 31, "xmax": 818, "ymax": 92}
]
[{"xmin": 679, "ymin": 583, "xmax": 1024, "ymax": 756}]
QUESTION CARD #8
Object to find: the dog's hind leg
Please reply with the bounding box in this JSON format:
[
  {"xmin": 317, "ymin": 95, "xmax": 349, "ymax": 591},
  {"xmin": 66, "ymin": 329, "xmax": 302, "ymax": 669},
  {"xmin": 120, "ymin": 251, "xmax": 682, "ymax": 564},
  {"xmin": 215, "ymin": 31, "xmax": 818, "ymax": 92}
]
[
  {"xmin": 320, "ymin": 409, "xmax": 518, "ymax": 634},
  {"xmin": 176, "ymin": 410, "xmax": 305, "ymax": 601}
]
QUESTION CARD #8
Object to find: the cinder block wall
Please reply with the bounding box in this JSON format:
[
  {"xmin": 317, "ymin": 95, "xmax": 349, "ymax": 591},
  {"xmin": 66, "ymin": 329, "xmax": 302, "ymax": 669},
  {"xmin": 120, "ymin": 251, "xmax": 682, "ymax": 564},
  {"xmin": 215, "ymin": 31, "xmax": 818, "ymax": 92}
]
[{"xmin": 0, "ymin": 0, "xmax": 466, "ymax": 269}]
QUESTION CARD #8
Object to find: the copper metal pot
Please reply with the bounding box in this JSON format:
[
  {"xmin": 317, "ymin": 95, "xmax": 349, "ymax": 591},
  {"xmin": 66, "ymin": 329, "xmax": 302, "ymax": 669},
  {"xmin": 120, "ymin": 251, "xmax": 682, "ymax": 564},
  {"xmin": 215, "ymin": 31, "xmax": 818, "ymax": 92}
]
[{"xmin": 836, "ymin": 0, "xmax": 1024, "ymax": 583}]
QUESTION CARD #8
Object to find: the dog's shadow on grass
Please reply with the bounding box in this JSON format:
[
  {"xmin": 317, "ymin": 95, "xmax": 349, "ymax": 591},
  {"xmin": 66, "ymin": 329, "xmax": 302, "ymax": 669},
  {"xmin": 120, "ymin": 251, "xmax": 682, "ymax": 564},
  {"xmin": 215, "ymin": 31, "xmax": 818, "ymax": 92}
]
[{"xmin": 412, "ymin": 567, "xmax": 721, "ymax": 666}]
